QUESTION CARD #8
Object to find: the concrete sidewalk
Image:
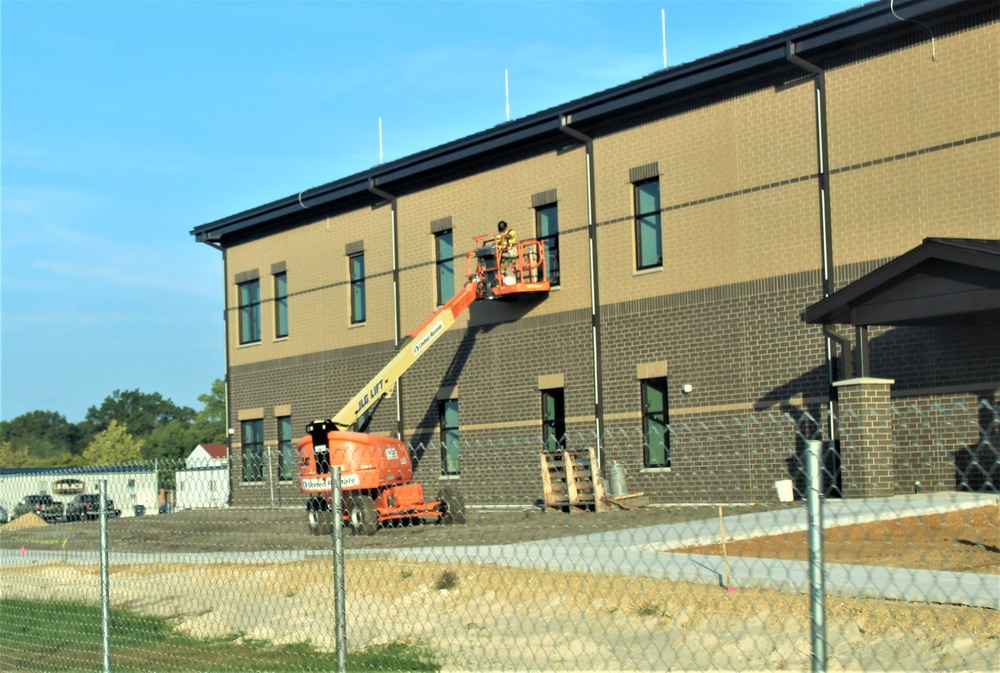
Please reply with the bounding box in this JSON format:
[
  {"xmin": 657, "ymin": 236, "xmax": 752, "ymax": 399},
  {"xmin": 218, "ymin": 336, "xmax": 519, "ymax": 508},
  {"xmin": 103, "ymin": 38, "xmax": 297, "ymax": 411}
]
[{"xmin": 379, "ymin": 492, "xmax": 999, "ymax": 610}]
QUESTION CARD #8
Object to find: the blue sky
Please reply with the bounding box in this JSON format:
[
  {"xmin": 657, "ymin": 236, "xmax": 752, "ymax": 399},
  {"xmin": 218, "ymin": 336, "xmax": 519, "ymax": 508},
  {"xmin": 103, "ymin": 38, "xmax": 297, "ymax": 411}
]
[{"xmin": 1, "ymin": 1, "xmax": 861, "ymax": 423}]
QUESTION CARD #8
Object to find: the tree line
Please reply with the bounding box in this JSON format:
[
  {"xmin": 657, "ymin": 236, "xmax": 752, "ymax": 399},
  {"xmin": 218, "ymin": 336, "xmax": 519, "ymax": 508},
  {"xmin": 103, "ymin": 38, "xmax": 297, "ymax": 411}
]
[{"xmin": 0, "ymin": 380, "xmax": 227, "ymax": 469}]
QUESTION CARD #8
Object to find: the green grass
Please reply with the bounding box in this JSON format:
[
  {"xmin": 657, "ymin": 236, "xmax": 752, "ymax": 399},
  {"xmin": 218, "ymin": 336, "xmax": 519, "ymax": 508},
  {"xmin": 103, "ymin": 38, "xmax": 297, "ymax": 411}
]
[{"xmin": 0, "ymin": 599, "xmax": 439, "ymax": 672}]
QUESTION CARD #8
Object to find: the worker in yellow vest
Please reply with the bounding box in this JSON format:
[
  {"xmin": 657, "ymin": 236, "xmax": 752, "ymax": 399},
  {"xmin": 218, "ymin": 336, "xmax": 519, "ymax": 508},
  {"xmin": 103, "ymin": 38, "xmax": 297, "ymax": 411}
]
[{"xmin": 494, "ymin": 220, "xmax": 517, "ymax": 284}]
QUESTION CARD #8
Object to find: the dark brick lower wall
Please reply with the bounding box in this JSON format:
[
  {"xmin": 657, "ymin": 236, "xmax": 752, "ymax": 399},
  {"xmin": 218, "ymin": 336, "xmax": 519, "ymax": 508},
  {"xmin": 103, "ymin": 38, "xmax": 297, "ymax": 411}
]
[{"xmin": 225, "ymin": 266, "xmax": 997, "ymax": 507}]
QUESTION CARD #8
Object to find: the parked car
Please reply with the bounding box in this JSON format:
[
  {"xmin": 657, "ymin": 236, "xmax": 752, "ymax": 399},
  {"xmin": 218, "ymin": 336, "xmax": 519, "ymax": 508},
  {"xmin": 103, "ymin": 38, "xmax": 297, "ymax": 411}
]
[
  {"xmin": 65, "ymin": 494, "xmax": 122, "ymax": 521},
  {"xmin": 13, "ymin": 495, "xmax": 65, "ymax": 523},
  {"xmin": 0, "ymin": 506, "xmax": 8, "ymax": 525}
]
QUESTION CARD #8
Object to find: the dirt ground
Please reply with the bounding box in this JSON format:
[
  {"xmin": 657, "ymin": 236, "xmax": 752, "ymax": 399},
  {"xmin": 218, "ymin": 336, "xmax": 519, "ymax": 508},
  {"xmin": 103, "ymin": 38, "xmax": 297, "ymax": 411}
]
[{"xmin": 2, "ymin": 503, "xmax": 998, "ymax": 671}]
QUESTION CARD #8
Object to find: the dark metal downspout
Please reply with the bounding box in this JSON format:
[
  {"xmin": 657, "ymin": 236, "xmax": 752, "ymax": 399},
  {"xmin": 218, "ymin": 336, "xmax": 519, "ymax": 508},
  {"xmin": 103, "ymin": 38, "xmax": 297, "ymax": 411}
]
[
  {"xmin": 200, "ymin": 235, "xmax": 234, "ymax": 504},
  {"xmin": 559, "ymin": 115, "xmax": 606, "ymax": 474},
  {"xmin": 368, "ymin": 178, "xmax": 405, "ymax": 440},
  {"xmin": 787, "ymin": 42, "xmax": 841, "ymax": 402}
]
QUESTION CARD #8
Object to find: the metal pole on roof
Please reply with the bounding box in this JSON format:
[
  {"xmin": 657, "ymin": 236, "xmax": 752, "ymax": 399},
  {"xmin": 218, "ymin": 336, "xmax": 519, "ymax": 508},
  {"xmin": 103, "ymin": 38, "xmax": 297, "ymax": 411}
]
[
  {"xmin": 662, "ymin": 9, "xmax": 668, "ymax": 68},
  {"xmin": 505, "ymin": 69, "xmax": 510, "ymax": 121}
]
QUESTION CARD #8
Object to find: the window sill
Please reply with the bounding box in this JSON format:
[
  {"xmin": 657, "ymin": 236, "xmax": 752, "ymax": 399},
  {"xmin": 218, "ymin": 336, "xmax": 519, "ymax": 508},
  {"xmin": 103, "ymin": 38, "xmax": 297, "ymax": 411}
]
[
  {"xmin": 640, "ymin": 467, "xmax": 672, "ymax": 474},
  {"xmin": 237, "ymin": 341, "xmax": 261, "ymax": 349},
  {"xmin": 273, "ymin": 336, "xmax": 288, "ymax": 343},
  {"xmin": 632, "ymin": 266, "xmax": 663, "ymax": 277},
  {"xmin": 349, "ymin": 321, "xmax": 366, "ymax": 329},
  {"xmin": 439, "ymin": 474, "xmax": 461, "ymax": 481},
  {"xmin": 240, "ymin": 481, "xmax": 267, "ymax": 485}
]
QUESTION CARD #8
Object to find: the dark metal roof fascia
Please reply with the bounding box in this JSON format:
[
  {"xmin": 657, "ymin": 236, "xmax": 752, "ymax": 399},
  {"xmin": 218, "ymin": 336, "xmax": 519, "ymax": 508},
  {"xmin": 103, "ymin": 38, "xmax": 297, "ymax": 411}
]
[{"xmin": 194, "ymin": 0, "xmax": 977, "ymax": 244}]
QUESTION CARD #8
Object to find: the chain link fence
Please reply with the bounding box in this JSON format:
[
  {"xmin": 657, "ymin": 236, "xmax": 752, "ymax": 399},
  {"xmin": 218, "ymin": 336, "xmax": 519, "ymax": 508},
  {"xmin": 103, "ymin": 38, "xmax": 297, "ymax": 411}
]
[{"xmin": 1, "ymin": 402, "xmax": 997, "ymax": 672}]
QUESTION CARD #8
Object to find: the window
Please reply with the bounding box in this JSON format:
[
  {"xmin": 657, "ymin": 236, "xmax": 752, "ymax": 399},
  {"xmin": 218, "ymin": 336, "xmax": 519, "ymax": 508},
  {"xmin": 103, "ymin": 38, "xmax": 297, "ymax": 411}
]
[
  {"xmin": 238, "ymin": 279, "xmax": 261, "ymax": 344},
  {"xmin": 535, "ymin": 203, "xmax": 560, "ymax": 286},
  {"xmin": 641, "ymin": 378, "xmax": 670, "ymax": 468},
  {"xmin": 349, "ymin": 252, "xmax": 366, "ymax": 324},
  {"xmin": 634, "ymin": 178, "xmax": 662, "ymax": 270},
  {"xmin": 541, "ymin": 388, "xmax": 566, "ymax": 453},
  {"xmin": 439, "ymin": 399, "xmax": 460, "ymax": 476},
  {"xmin": 277, "ymin": 416, "xmax": 294, "ymax": 481},
  {"xmin": 435, "ymin": 229, "xmax": 454, "ymax": 306},
  {"xmin": 274, "ymin": 272, "xmax": 288, "ymax": 338},
  {"xmin": 241, "ymin": 419, "xmax": 265, "ymax": 482}
]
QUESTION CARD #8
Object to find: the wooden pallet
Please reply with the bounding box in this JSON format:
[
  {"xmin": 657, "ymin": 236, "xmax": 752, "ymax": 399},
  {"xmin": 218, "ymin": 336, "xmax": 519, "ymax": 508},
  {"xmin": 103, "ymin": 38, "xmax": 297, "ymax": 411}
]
[{"xmin": 540, "ymin": 448, "xmax": 605, "ymax": 513}]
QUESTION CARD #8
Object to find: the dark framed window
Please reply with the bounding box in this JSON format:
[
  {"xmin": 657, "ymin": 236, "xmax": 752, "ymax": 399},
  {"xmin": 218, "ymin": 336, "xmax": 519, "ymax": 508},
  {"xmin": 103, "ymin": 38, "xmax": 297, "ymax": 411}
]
[
  {"xmin": 439, "ymin": 399, "xmax": 460, "ymax": 476},
  {"xmin": 277, "ymin": 416, "xmax": 294, "ymax": 481},
  {"xmin": 241, "ymin": 419, "xmax": 265, "ymax": 482},
  {"xmin": 349, "ymin": 252, "xmax": 366, "ymax": 324},
  {"xmin": 274, "ymin": 272, "xmax": 288, "ymax": 338},
  {"xmin": 238, "ymin": 279, "xmax": 261, "ymax": 344},
  {"xmin": 435, "ymin": 229, "xmax": 454, "ymax": 306},
  {"xmin": 541, "ymin": 388, "xmax": 566, "ymax": 453},
  {"xmin": 535, "ymin": 204, "xmax": 560, "ymax": 286},
  {"xmin": 634, "ymin": 178, "xmax": 662, "ymax": 270},
  {"xmin": 641, "ymin": 377, "xmax": 670, "ymax": 468}
]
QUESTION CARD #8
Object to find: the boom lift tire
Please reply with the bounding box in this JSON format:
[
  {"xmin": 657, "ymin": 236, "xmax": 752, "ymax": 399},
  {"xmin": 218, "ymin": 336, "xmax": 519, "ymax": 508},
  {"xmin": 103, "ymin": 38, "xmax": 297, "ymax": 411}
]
[
  {"xmin": 438, "ymin": 487, "xmax": 467, "ymax": 525},
  {"xmin": 347, "ymin": 495, "xmax": 379, "ymax": 536},
  {"xmin": 307, "ymin": 498, "xmax": 334, "ymax": 536}
]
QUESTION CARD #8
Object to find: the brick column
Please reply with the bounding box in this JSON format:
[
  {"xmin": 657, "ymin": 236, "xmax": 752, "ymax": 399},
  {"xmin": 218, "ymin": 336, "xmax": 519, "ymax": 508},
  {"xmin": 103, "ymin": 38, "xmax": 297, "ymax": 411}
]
[{"xmin": 834, "ymin": 377, "xmax": 896, "ymax": 498}]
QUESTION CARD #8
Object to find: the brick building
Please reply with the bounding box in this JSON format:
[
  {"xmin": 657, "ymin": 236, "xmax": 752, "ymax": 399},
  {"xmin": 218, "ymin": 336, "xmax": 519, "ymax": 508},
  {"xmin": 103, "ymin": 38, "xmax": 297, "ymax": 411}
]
[{"xmin": 192, "ymin": 0, "xmax": 999, "ymax": 508}]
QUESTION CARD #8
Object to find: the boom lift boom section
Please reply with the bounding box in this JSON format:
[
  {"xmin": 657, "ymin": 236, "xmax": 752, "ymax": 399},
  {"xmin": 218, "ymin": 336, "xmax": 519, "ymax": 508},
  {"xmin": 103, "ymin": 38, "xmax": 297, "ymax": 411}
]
[{"xmin": 298, "ymin": 232, "xmax": 549, "ymax": 536}]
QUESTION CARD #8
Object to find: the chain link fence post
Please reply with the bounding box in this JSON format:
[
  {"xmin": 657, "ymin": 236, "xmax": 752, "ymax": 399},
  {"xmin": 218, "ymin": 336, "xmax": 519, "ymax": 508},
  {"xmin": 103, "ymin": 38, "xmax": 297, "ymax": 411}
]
[
  {"xmin": 98, "ymin": 479, "xmax": 111, "ymax": 673},
  {"xmin": 806, "ymin": 439, "xmax": 827, "ymax": 672},
  {"xmin": 331, "ymin": 465, "xmax": 347, "ymax": 673}
]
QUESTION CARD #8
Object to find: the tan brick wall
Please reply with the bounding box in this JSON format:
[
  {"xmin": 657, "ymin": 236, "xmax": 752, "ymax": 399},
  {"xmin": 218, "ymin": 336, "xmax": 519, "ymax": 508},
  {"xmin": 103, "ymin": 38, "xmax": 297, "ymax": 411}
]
[
  {"xmin": 826, "ymin": 19, "xmax": 1000, "ymax": 265},
  {"xmin": 395, "ymin": 148, "xmax": 592, "ymax": 335},
  {"xmin": 226, "ymin": 205, "xmax": 396, "ymax": 368}
]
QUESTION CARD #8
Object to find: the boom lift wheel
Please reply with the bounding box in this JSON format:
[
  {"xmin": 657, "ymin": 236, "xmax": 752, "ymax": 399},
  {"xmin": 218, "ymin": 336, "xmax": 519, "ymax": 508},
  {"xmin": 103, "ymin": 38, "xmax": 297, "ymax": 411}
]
[
  {"xmin": 347, "ymin": 495, "xmax": 379, "ymax": 536},
  {"xmin": 437, "ymin": 487, "xmax": 467, "ymax": 525},
  {"xmin": 307, "ymin": 498, "xmax": 333, "ymax": 536}
]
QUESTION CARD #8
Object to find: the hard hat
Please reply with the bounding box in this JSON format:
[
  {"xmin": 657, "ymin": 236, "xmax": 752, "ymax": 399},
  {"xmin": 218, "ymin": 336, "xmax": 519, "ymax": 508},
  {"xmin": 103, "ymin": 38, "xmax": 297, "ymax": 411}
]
[{"xmin": 497, "ymin": 220, "xmax": 508, "ymax": 232}]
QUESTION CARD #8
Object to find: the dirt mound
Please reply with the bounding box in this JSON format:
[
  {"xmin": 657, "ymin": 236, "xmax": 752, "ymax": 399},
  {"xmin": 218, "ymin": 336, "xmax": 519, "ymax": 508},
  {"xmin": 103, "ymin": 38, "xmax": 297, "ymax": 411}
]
[{"xmin": 3, "ymin": 513, "xmax": 50, "ymax": 530}]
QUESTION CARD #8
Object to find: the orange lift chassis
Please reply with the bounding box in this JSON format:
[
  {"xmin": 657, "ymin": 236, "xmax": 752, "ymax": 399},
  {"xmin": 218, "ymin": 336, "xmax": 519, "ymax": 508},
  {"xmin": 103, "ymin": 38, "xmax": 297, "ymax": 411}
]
[{"xmin": 298, "ymin": 233, "xmax": 550, "ymax": 535}]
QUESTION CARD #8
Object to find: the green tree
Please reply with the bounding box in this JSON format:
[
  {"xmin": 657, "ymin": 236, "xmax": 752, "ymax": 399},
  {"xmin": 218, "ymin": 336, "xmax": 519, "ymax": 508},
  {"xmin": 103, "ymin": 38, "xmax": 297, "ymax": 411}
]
[
  {"xmin": 82, "ymin": 420, "xmax": 144, "ymax": 465},
  {"xmin": 191, "ymin": 378, "xmax": 227, "ymax": 444},
  {"xmin": 84, "ymin": 389, "xmax": 195, "ymax": 440},
  {"xmin": 0, "ymin": 440, "xmax": 31, "ymax": 468},
  {"xmin": 0, "ymin": 410, "xmax": 84, "ymax": 460}
]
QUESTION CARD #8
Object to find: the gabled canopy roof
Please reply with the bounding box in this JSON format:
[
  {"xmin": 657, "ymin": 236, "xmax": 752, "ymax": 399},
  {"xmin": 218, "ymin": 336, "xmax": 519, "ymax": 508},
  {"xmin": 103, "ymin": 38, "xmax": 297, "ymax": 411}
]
[{"xmin": 802, "ymin": 238, "xmax": 1000, "ymax": 327}]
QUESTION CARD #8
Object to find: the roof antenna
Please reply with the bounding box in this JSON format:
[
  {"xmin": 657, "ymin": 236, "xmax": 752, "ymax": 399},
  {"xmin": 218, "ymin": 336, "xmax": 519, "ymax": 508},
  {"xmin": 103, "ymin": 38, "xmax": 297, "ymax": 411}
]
[
  {"xmin": 505, "ymin": 69, "xmax": 510, "ymax": 121},
  {"xmin": 891, "ymin": 0, "xmax": 936, "ymax": 61},
  {"xmin": 662, "ymin": 9, "xmax": 668, "ymax": 68},
  {"xmin": 378, "ymin": 117, "xmax": 384, "ymax": 164}
]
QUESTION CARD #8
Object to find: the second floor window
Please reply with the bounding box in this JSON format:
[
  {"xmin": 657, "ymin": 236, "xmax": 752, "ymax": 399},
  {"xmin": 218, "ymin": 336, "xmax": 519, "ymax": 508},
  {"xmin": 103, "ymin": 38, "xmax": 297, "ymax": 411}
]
[
  {"xmin": 535, "ymin": 204, "xmax": 560, "ymax": 286},
  {"xmin": 440, "ymin": 399, "xmax": 460, "ymax": 476},
  {"xmin": 274, "ymin": 272, "xmax": 288, "ymax": 338},
  {"xmin": 241, "ymin": 419, "xmax": 265, "ymax": 482},
  {"xmin": 349, "ymin": 252, "xmax": 366, "ymax": 324},
  {"xmin": 634, "ymin": 178, "xmax": 662, "ymax": 270},
  {"xmin": 435, "ymin": 229, "xmax": 454, "ymax": 306},
  {"xmin": 238, "ymin": 279, "xmax": 261, "ymax": 344}
]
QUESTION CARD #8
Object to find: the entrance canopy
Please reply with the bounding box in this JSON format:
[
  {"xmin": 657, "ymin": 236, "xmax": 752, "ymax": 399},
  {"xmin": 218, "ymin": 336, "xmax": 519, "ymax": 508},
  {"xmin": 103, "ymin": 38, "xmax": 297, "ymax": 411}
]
[{"xmin": 803, "ymin": 238, "xmax": 1000, "ymax": 328}]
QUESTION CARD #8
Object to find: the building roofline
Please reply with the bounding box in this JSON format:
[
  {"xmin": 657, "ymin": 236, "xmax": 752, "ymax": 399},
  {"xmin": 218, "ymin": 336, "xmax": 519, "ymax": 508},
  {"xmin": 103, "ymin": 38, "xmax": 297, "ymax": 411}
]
[{"xmin": 192, "ymin": 0, "xmax": 980, "ymax": 245}]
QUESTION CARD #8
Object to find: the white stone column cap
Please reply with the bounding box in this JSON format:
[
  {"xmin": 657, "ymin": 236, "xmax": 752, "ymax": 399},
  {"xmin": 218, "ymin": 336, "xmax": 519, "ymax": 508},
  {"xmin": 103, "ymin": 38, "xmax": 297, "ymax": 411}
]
[{"xmin": 832, "ymin": 377, "xmax": 895, "ymax": 387}]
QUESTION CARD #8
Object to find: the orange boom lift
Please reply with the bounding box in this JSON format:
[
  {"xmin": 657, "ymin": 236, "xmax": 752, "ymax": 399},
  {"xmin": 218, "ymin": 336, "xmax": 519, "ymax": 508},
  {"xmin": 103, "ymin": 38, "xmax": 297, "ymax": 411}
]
[{"xmin": 298, "ymin": 233, "xmax": 549, "ymax": 535}]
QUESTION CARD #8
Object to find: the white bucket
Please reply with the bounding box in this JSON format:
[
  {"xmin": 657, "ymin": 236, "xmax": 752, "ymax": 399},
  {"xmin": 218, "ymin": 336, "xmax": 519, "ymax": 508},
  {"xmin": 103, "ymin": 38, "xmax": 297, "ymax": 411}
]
[{"xmin": 774, "ymin": 479, "xmax": 794, "ymax": 503}]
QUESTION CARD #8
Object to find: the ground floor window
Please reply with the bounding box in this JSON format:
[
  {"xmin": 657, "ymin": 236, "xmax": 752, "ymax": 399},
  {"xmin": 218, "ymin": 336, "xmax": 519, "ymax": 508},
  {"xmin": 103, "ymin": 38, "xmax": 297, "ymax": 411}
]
[
  {"xmin": 641, "ymin": 377, "xmax": 670, "ymax": 468},
  {"xmin": 278, "ymin": 416, "xmax": 294, "ymax": 481},
  {"xmin": 542, "ymin": 388, "xmax": 566, "ymax": 452},
  {"xmin": 241, "ymin": 419, "xmax": 265, "ymax": 482},
  {"xmin": 439, "ymin": 399, "xmax": 460, "ymax": 476}
]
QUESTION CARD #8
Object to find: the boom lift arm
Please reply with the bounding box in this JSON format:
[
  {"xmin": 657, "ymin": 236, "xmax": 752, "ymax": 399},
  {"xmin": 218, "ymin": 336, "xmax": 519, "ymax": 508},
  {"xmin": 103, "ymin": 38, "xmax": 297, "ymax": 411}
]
[{"xmin": 326, "ymin": 279, "xmax": 481, "ymax": 432}]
